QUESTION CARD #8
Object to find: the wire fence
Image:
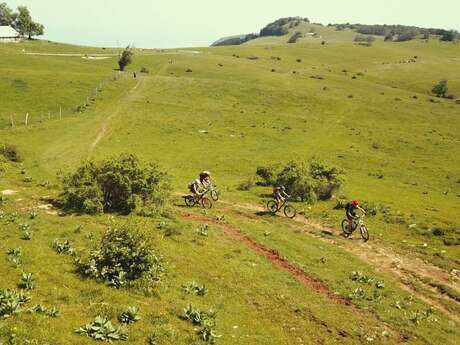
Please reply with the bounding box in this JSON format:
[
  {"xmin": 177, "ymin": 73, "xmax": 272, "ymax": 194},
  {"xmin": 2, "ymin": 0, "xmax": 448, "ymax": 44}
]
[{"xmin": 1, "ymin": 70, "xmax": 135, "ymax": 130}]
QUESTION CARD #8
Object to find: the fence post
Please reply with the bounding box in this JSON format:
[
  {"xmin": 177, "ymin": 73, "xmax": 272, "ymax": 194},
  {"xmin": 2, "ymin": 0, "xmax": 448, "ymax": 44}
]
[
  {"xmin": 25, "ymin": 113, "xmax": 29, "ymax": 126},
  {"xmin": 10, "ymin": 114, "xmax": 15, "ymax": 128}
]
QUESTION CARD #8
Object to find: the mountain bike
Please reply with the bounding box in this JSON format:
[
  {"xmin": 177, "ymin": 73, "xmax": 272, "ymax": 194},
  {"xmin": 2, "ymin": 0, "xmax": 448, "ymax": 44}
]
[
  {"xmin": 208, "ymin": 184, "xmax": 219, "ymax": 201},
  {"xmin": 183, "ymin": 190, "xmax": 213, "ymax": 209},
  {"xmin": 341, "ymin": 214, "xmax": 369, "ymax": 242},
  {"xmin": 266, "ymin": 197, "xmax": 296, "ymax": 219}
]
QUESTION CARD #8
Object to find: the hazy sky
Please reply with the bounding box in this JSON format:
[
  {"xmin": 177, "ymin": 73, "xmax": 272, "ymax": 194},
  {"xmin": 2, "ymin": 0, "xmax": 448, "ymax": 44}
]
[{"xmin": 5, "ymin": 0, "xmax": 460, "ymax": 48}]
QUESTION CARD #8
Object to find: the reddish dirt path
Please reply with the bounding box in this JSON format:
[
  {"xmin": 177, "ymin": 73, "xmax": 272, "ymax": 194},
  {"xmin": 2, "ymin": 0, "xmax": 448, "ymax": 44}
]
[{"xmin": 181, "ymin": 212, "xmax": 351, "ymax": 306}]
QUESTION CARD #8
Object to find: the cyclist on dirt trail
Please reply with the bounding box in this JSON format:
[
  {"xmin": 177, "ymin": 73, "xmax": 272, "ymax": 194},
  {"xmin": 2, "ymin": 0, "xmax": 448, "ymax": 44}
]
[
  {"xmin": 273, "ymin": 185, "xmax": 290, "ymax": 208},
  {"xmin": 188, "ymin": 171, "xmax": 211, "ymax": 199},
  {"xmin": 345, "ymin": 200, "xmax": 366, "ymax": 230}
]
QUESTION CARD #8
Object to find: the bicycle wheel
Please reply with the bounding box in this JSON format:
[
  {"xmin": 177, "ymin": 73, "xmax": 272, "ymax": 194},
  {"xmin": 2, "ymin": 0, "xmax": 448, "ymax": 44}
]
[
  {"xmin": 341, "ymin": 219, "xmax": 352, "ymax": 236},
  {"xmin": 210, "ymin": 190, "xmax": 219, "ymax": 201},
  {"xmin": 283, "ymin": 205, "xmax": 296, "ymax": 219},
  {"xmin": 360, "ymin": 225, "xmax": 369, "ymax": 242},
  {"xmin": 267, "ymin": 200, "xmax": 278, "ymax": 213},
  {"xmin": 184, "ymin": 196, "xmax": 195, "ymax": 207},
  {"xmin": 201, "ymin": 197, "xmax": 213, "ymax": 209}
]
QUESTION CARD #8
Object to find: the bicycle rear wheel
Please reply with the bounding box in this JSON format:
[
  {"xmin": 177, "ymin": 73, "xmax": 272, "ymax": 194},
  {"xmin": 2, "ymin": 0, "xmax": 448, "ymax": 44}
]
[
  {"xmin": 360, "ymin": 225, "xmax": 369, "ymax": 242},
  {"xmin": 201, "ymin": 197, "xmax": 213, "ymax": 209},
  {"xmin": 184, "ymin": 196, "xmax": 195, "ymax": 207},
  {"xmin": 210, "ymin": 190, "xmax": 219, "ymax": 201},
  {"xmin": 341, "ymin": 219, "xmax": 352, "ymax": 237},
  {"xmin": 283, "ymin": 205, "xmax": 296, "ymax": 219},
  {"xmin": 267, "ymin": 200, "xmax": 278, "ymax": 213}
]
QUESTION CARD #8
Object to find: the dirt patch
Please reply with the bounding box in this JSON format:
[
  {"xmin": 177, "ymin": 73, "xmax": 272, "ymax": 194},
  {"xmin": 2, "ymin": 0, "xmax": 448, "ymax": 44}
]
[{"xmin": 181, "ymin": 212, "xmax": 351, "ymax": 306}]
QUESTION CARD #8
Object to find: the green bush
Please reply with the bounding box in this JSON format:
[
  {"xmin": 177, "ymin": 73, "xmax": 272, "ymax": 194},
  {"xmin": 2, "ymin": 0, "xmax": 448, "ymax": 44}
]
[
  {"xmin": 61, "ymin": 154, "xmax": 170, "ymax": 215},
  {"xmin": 255, "ymin": 165, "xmax": 278, "ymax": 186},
  {"xmin": 0, "ymin": 144, "xmax": 22, "ymax": 162},
  {"xmin": 75, "ymin": 223, "xmax": 164, "ymax": 289},
  {"xmin": 256, "ymin": 158, "xmax": 344, "ymax": 202},
  {"xmin": 432, "ymin": 80, "xmax": 448, "ymax": 98}
]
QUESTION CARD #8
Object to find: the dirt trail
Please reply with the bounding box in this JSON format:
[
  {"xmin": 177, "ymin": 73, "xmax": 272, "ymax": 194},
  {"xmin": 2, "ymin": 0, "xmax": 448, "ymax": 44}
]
[
  {"xmin": 181, "ymin": 212, "xmax": 351, "ymax": 305},
  {"xmin": 216, "ymin": 200, "xmax": 460, "ymax": 322}
]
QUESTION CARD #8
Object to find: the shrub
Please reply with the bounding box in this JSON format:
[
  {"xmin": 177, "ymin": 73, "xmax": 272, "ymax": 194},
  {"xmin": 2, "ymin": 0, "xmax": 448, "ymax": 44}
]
[
  {"xmin": 396, "ymin": 30, "xmax": 418, "ymax": 42},
  {"xmin": 75, "ymin": 223, "xmax": 164, "ymax": 289},
  {"xmin": 118, "ymin": 46, "xmax": 133, "ymax": 71},
  {"xmin": 60, "ymin": 153, "xmax": 170, "ymax": 215},
  {"xmin": 140, "ymin": 67, "xmax": 149, "ymax": 74},
  {"xmin": 440, "ymin": 30, "xmax": 458, "ymax": 42},
  {"xmin": 182, "ymin": 281, "xmax": 208, "ymax": 296},
  {"xmin": 432, "ymin": 80, "xmax": 448, "ymax": 98},
  {"xmin": 354, "ymin": 34, "xmax": 375, "ymax": 42},
  {"xmin": 0, "ymin": 144, "xmax": 21, "ymax": 162},
  {"xmin": 256, "ymin": 158, "xmax": 344, "ymax": 202},
  {"xmin": 255, "ymin": 165, "xmax": 278, "ymax": 186},
  {"xmin": 18, "ymin": 272, "xmax": 35, "ymax": 290},
  {"xmin": 182, "ymin": 304, "xmax": 219, "ymax": 343}
]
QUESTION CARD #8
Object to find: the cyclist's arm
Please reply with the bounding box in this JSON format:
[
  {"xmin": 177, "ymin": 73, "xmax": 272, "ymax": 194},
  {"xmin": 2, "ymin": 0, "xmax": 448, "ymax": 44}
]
[{"xmin": 357, "ymin": 206, "xmax": 366, "ymax": 214}]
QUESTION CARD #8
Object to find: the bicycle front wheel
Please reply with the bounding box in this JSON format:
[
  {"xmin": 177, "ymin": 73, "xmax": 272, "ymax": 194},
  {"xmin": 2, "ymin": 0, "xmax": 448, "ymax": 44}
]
[
  {"xmin": 360, "ymin": 225, "xmax": 369, "ymax": 242},
  {"xmin": 210, "ymin": 190, "xmax": 219, "ymax": 201},
  {"xmin": 267, "ymin": 200, "xmax": 278, "ymax": 213},
  {"xmin": 283, "ymin": 205, "xmax": 296, "ymax": 219},
  {"xmin": 201, "ymin": 197, "xmax": 213, "ymax": 209}
]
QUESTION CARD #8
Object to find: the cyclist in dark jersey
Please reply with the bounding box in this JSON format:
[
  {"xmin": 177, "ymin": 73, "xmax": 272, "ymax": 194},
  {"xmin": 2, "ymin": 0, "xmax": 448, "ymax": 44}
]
[{"xmin": 345, "ymin": 200, "xmax": 366, "ymax": 230}]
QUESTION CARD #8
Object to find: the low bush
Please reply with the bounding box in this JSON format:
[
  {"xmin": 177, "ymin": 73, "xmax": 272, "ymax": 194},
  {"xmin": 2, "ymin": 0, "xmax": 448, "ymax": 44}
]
[
  {"xmin": 182, "ymin": 304, "xmax": 219, "ymax": 343},
  {"xmin": 0, "ymin": 144, "xmax": 21, "ymax": 162},
  {"xmin": 0, "ymin": 288, "xmax": 31, "ymax": 318},
  {"xmin": 118, "ymin": 306, "xmax": 141, "ymax": 324},
  {"xmin": 60, "ymin": 153, "xmax": 170, "ymax": 215},
  {"xmin": 75, "ymin": 223, "xmax": 164, "ymax": 289},
  {"xmin": 288, "ymin": 31, "xmax": 303, "ymax": 43},
  {"xmin": 256, "ymin": 158, "xmax": 344, "ymax": 202},
  {"xmin": 140, "ymin": 67, "xmax": 149, "ymax": 74}
]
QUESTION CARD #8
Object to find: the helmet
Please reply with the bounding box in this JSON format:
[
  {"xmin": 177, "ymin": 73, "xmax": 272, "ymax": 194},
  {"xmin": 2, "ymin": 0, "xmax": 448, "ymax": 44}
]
[
  {"xmin": 200, "ymin": 171, "xmax": 211, "ymax": 179},
  {"xmin": 280, "ymin": 185, "xmax": 286, "ymax": 191},
  {"xmin": 352, "ymin": 200, "xmax": 360, "ymax": 206}
]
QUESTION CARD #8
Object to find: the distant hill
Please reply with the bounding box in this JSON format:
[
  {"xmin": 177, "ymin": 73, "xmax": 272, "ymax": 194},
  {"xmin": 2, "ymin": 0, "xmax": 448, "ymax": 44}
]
[{"xmin": 211, "ymin": 17, "xmax": 459, "ymax": 46}]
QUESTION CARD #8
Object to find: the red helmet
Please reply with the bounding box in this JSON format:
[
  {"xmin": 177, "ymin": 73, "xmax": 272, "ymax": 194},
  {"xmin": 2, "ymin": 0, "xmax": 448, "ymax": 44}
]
[{"xmin": 352, "ymin": 200, "xmax": 360, "ymax": 206}]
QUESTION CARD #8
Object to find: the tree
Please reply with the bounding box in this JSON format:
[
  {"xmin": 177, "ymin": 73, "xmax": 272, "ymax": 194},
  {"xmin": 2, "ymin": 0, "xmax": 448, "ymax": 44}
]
[
  {"xmin": 12, "ymin": 6, "xmax": 44, "ymax": 39},
  {"xmin": 0, "ymin": 2, "xmax": 15, "ymax": 26},
  {"xmin": 440, "ymin": 30, "xmax": 458, "ymax": 42},
  {"xmin": 118, "ymin": 46, "xmax": 133, "ymax": 71},
  {"xmin": 432, "ymin": 80, "xmax": 448, "ymax": 98}
]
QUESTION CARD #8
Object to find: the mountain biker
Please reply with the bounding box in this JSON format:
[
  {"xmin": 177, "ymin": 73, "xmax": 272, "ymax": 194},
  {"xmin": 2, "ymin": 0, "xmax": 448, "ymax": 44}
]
[
  {"xmin": 345, "ymin": 200, "xmax": 366, "ymax": 231},
  {"xmin": 200, "ymin": 171, "xmax": 212, "ymax": 188},
  {"xmin": 273, "ymin": 186, "xmax": 290, "ymax": 208},
  {"xmin": 188, "ymin": 171, "xmax": 211, "ymax": 198}
]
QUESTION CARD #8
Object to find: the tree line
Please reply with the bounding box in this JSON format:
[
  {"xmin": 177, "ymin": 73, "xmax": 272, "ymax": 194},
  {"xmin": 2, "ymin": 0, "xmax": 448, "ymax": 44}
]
[
  {"xmin": 330, "ymin": 23, "xmax": 458, "ymax": 42},
  {"xmin": 0, "ymin": 2, "xmax": 44, "ymax": 39}
]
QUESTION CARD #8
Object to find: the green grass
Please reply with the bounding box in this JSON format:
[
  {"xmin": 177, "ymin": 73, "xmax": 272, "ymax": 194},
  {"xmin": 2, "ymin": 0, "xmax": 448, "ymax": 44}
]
[{"xmin": 0, "ymin": 32, "xmax": 459, "ymax": 344}]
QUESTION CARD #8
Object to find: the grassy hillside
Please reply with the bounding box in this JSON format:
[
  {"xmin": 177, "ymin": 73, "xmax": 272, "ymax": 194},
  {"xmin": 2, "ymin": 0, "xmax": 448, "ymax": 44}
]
[{"xmin": 0, "ymin": 34, "xmax": 459, "ymax": 345}]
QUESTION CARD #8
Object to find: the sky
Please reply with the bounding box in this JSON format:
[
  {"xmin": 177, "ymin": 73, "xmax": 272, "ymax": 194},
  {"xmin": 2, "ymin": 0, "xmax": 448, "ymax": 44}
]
[{"xmin": 4, "ymin": 0, "xmax": 460, "ymax": 48}]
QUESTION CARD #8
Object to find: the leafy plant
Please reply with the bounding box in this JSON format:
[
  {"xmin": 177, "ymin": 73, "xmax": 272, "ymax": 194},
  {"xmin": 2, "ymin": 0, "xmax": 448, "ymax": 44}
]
[
  {"xmin": 29, "ymin": 304, "xmax": 60, "ymax": 317},
  {"xmin": 182, "ymin": 282, "xmax": 208, "ymax": 296},
  {"xmin": 409, "ymin": 308, "xmax": 434, "ymax": 324},
  {"xmin": 196, "ymin": 224, "xmax": 209, "ymax": 237},
  {"xmin": 52, "ymin": 239, "xmax": 75, "ymax": 256},
  {"xmin": 0, "ymin": 288, "xmax": 31, "ymax": 318},
  {"xmin": 75, "ymin": 224, "xmax": 164, "ymax": 289},
  {"xmin": 29, "ymin": 210, "xmax": 38, "ymax": 219},
  {"xmin": 0, "ymin": 144, "xmax": 22, "ymax": 162},
  {"xmin": 118, "ymin": 306, "xmax": 141, "ymax": 324},
  {"xmin": 21, "ymin": 230, "xmax": 33, "ymax": 240},
  {"xmin": 75, "ymin": 316, "xmax": 128, "ymax": 341},
  {"xmin": 6, "ymin": 248, "xmax": 22, "ymax": 267},
  {"xmin": 348, "ymin": 287, "xmax": 366, "ymax": 300},
  {"xmin": 182, "ymin": 304, "xmax": 220, "ymax": 343},
  {"xmin": 432, "ymin": 80, "xmax": 448, "ymax": 98},
  {"xmin": 350, "ymin": 271, "xmax": 374, "ymax": 284},
  {"xmin": 18, "ymin": 272, "xmax": 35, "ymax": 290}
]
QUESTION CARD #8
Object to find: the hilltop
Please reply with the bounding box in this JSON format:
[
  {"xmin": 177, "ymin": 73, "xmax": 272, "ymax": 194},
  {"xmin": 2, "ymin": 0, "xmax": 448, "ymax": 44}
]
[
  {"xmin": 212, "ymin": 17, "xmax": 459, "ymax": 46},
  {"xmin": 0, "ymin": 24, "xmax": 459, "ymax": 345}
]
